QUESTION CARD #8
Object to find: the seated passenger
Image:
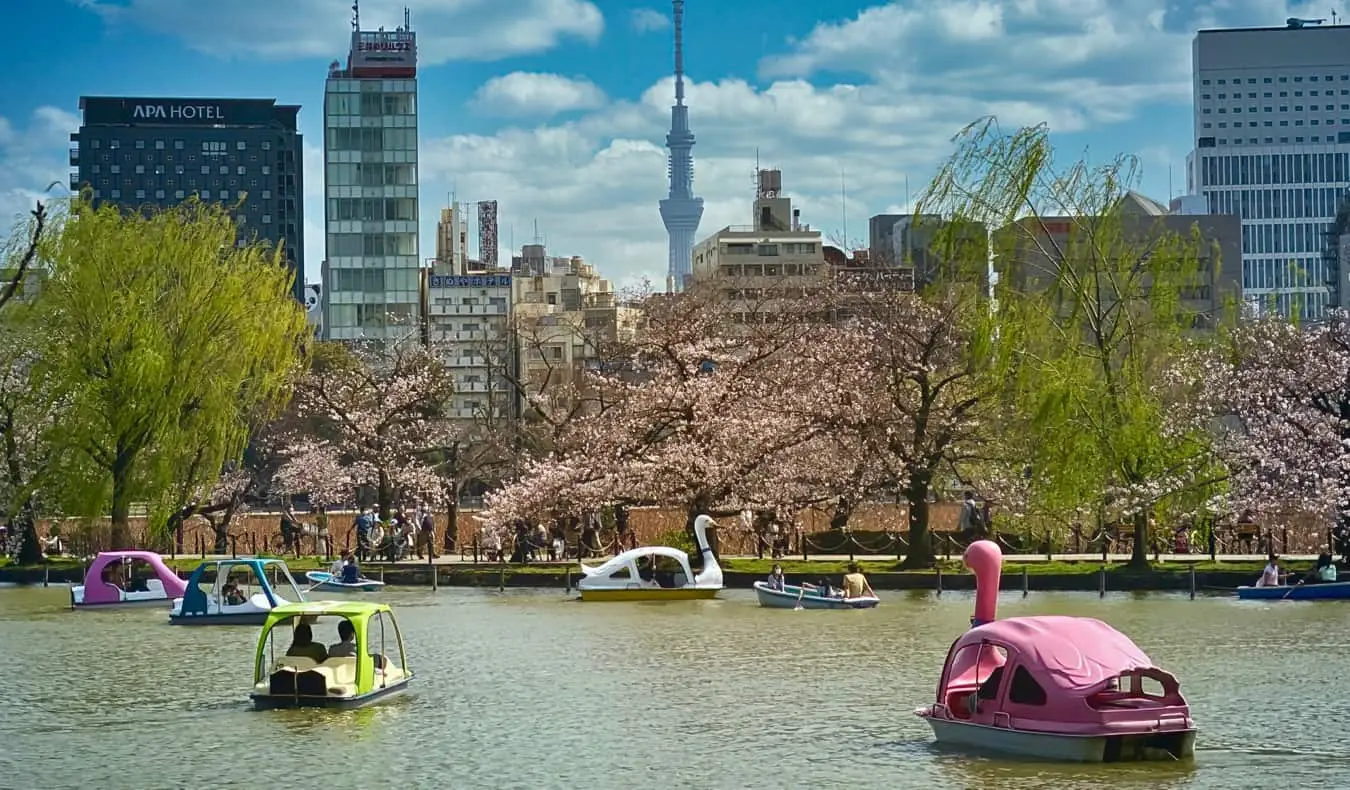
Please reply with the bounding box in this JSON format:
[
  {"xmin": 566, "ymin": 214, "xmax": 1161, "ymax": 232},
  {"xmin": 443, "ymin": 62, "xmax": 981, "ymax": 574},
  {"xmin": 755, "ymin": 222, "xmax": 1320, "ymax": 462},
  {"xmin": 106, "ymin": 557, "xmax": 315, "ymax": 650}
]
[
  {"xmin": 1310, "ymin": 552, "xmax": 1338, "ymax": 583},
  {"xmin": 328, "ymin": 552, "xmax": 347, "ymax": 576},
  {"xmin": 328, "ymin": 620, "xmax": 358, "ymax": 657},
  {"xmin": 765, "ymin": 564, "xmax": 786, "ymax": 591},
  {"xmin": 286, "ymin": 622, "xmax": 328, "ymax": 663},
  {"xmin": 222, "ymin": 582, "xmax": 247, "ymax": 606},
  {"xmin": 1255, "ymin": 553, "xmax": 1282, "ymax": 587},
  {"xmin": 340, "ymin": 556, "xmax": 361, "ymax": 585},
  {"xmin": 841, "ymin": 562, "xmax": 875, "ymax": 599}
]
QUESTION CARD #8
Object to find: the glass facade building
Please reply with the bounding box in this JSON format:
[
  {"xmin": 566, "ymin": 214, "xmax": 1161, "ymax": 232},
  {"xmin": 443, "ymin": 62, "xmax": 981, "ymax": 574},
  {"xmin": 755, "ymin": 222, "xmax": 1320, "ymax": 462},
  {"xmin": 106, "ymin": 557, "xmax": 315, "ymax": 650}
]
[{"xmin": 321, "ymin": 25, "xmax": 420, "ymax": 340}]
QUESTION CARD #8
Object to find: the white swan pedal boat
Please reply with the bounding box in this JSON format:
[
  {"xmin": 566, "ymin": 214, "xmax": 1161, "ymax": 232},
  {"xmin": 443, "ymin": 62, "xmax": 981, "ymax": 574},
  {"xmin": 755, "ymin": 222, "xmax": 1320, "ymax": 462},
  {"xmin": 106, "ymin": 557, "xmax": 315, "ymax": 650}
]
[
  {"xmin": 576, "ymin": 514, "xmax": 723, "ymax": 602},
  {"xmin": 753, "ymin": 581, "xmax": 880, "ymax": 609},
  {"xmin": 305, "ymin": 571, "xmax": 386, "ymax": 593}
]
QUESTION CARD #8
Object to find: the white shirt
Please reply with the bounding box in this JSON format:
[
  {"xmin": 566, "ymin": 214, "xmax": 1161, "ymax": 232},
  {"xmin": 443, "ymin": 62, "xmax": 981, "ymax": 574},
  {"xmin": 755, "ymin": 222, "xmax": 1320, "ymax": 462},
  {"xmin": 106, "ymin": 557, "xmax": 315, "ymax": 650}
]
[
  {"xmin": 329, "ymin": 559, "xmax": 344, "ymax": 575},
  {"xmin": 1257, "ymin": 563, "xmax": 1280, "ymax": 587}
]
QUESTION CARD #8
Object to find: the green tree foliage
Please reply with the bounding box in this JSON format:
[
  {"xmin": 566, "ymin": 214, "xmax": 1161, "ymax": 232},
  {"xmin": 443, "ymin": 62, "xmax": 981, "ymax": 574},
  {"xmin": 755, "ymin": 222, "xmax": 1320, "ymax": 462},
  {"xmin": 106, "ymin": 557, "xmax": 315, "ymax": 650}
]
[
  {"xmin": 920, "ymin": 119, "xmax": 1230, "ymax": 568},
  {"xmin": 36, "ymin": 197, "xmax": 309, "ymax": 547}
]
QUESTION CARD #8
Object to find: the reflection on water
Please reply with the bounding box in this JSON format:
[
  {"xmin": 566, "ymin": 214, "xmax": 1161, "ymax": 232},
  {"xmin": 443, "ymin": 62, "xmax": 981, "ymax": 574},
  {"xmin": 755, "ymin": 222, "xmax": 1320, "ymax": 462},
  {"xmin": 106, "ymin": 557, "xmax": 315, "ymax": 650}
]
[{"xmin": 2, "ymin": 585, "xmax": 1349, "ymax": 789}]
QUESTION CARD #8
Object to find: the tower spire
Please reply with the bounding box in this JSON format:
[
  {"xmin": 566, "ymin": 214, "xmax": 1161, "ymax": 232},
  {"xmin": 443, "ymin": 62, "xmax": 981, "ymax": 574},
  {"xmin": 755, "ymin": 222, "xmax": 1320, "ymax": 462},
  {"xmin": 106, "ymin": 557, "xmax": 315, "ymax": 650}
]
[
  {"xmin": 659, "ymin": 0, "xmax": 703, "ymax": 292},
  {"xmin": 673, "ymin": 0, "xmax": 685, "ymax": 105}
]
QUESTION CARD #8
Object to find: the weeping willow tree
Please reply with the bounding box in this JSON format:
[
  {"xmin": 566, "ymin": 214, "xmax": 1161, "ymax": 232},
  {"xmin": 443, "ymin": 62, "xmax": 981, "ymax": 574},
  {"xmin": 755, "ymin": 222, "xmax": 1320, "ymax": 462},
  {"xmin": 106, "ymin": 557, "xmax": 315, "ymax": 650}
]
[
  {"xmin": 919, "ymin": 119, "xmax": 1232, "ymax": 568},
  {"xmin": 36, "ymin": 196, "xmax": 309, "ymax": 547}
]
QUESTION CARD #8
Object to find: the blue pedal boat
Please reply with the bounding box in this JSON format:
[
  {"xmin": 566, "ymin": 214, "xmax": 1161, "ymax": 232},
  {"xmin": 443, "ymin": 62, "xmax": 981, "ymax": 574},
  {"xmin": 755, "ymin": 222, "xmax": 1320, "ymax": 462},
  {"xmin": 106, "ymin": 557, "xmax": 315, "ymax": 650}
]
[
  {"xmin": 170, "ymin": 558, "xmax": 307, "ymax": 625},
  {"xmin": 305, "ymin": 571, "xmax": 386, "ymax": 593}
]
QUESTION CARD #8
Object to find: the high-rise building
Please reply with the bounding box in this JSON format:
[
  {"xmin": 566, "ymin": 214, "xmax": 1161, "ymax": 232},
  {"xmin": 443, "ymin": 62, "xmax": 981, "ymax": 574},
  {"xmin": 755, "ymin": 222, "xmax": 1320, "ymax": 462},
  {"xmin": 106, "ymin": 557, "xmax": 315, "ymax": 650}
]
[
  {"xmin": 422, "ymin": 269, "xmax": 515, "ymax": 420},
  {"xmin": 658, "ymin": 0, "xmax": 703, "ymax": 293},
  {"xmin": 71, "ymin": 96, "xmax": 304, "ymax": 300},
  {"xmin": 321, "ymin": 7, "xmax": 420, "ymax": 340},
  {"xmin": 1186, "ymin": 19, "xmax": 1350, "ymax": 319},
  {"xmin": 436, "ymin": 205, "xmax": 469, "ymax": 274}
]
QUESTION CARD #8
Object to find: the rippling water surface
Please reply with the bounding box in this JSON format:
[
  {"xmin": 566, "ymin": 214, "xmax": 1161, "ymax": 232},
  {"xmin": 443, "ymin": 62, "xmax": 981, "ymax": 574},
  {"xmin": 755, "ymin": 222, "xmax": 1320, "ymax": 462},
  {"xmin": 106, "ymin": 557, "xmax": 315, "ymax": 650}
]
[{"xmin": 1, "ymin": 584, "xmax": 1347, "ymax": 789}]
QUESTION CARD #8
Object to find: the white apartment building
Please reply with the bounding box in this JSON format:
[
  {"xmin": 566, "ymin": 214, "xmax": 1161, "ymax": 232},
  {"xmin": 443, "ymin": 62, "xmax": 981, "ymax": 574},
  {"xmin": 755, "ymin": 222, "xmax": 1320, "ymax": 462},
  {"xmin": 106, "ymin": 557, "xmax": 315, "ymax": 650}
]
[
  {"xmin": 321, "ymin": 21, "xmax": 421, "ymax": 340},
  {"xmin": 1186, "ymin": 21, "xmax": 1350, "ymax": 319},
  {"xmin": 691, "ymin": 170, "xmax": 826, "ymax": 319},
  {"xmin": 422, "ymin": 271, "xmax": 513, "ymax": 420}
]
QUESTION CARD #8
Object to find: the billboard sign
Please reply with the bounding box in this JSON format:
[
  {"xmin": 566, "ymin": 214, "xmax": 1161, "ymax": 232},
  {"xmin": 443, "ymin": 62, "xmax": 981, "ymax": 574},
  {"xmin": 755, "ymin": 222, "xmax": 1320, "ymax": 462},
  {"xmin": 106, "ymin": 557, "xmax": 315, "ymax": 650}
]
[
  {"xmin": 478, "ymin": 200, "xmax": 499, "ymax": 270},
  {"xmin": 350, "ymin": 30, "xmax": 417, "ymax": 75},
  {"xmin": 81, "ymin": 97, "xmax": 282, "ymax": 127},
  {"xmin": 429, "ymin": 275, "xmax": 512, "ymax": 288}
]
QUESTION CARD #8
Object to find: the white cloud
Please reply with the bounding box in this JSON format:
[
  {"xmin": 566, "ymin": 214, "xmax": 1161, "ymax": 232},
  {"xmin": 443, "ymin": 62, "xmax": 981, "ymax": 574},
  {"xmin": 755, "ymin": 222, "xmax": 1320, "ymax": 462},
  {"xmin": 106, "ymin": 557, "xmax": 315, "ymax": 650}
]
[
  {"xmin": 76, "ymin": 0, "xmax": 603, "ymax": 63},
  {"xmin": 470, "ymin": 73, "xmax": 608, "ymax": 118},
  {"xmin": 630, "ymin": 8, "xmax": 669, "ymax": 33},
  {"xmin": 0, "ymin": 107, "xmax": 78, "ymax": 234}
]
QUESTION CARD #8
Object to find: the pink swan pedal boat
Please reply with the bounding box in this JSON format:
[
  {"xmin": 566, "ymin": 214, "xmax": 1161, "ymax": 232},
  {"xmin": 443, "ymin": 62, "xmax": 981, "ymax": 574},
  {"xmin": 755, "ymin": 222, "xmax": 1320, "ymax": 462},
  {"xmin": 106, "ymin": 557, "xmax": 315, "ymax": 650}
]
[
  {"xmin": 70, "ymin": 551, "xmax": 188, "ymax": 609},
  {"xmin": 915, "ymin": 541, "xmax": 1196, "ymax": 762}
]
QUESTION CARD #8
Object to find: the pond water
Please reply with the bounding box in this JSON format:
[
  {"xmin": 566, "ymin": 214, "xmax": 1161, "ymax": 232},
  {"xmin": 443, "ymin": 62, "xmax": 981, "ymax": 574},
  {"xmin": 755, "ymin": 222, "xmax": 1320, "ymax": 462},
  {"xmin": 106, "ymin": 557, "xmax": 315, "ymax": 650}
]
[{"xmin": 1, "ymin": 585, "xmax": 1346, "ymax": 789}]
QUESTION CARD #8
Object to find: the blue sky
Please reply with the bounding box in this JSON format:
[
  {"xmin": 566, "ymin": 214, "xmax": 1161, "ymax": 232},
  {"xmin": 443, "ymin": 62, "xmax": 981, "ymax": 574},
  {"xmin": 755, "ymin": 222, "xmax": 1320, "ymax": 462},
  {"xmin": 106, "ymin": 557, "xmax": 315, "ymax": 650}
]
[{"xmin": 0, "ymin": 0, "xmax": 1333, "ymax": 286}]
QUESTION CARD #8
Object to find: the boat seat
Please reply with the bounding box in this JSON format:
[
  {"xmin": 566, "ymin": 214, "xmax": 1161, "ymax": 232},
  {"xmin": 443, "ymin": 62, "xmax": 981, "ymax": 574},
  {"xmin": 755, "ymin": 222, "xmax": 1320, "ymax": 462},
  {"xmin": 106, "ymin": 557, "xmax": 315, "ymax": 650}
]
[
  {"xmin": 672, "ymin": 572, "xmax": 688, "ymax": 588},
  {"xmin": 145, "ymin": 579, "xmax": 164, "ymax": 593}
]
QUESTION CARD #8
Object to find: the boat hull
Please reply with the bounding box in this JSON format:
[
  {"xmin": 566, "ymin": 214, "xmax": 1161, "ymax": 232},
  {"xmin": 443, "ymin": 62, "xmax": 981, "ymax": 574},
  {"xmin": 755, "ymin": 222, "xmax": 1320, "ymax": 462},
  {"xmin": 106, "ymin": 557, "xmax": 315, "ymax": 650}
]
[
  {"xmin": 304, "ymin": 572, "xmax": 385, "ymax": 593},
  {"xmin": 170, "ymin": 610, "xmax": 272, "ymax": 626},
  {"xmin": 251, "ymin": 678, "xmax": 411, "ymax": 710},
  {"xmin": 753, "ymin": 581, "xmax": 879, "ymax": 609},
  {"xmin": 1237, "ymin": 581, "xmax": 1350, "ymax": 600},
  {"xmin": 71, "ymin": 586, "xmax": 173, "ymax": 610},
  {"xmin": 578, "ymin": 587, "xmax": 720, "ymax": 602},
  {"xmin": 920, "ymin": 714, "xmax": 1197, "ymax": 762}
]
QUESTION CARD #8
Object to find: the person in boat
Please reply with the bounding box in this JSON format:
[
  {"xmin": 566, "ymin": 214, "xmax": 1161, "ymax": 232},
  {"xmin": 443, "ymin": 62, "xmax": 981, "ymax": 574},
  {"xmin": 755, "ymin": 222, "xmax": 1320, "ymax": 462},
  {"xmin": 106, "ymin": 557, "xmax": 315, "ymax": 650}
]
[
  {"xmin": 340, "ymin": 554, "xmax": 361, "ymax": 585},
  {"xmin": 841, "ymin": 561, "xmax": 875, "ymax": 599},
  {"xmin": 328, "ymin": 550, "xmax": 348, "ymax": 577},
  {"xmin": 328, "ymin": 619, "xmax": 358, "ymax": 657},
  {"xmin": 765, "ymin": 564, "xmax": 786, "ymax": 591},
  {"xmin": 286, "ymin": 622, "xmax": 328, "ymax": 663},
  {"xmin": 1255, "ymin": 552, "xmax": 1283, "ymax": 587},
  {"xmin": 222, "ymin": 582, "xmax": 247, "ymax": 606},
  {"xmin": 1301, "ymin": 553, "xmax": 1338, "ymax": 585}
]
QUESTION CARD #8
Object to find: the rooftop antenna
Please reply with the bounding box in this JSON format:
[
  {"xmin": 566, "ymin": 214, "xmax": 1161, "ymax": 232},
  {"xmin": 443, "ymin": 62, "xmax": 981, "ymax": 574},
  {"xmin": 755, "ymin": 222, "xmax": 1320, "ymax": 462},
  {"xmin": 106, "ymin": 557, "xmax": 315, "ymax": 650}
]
[
  {"xmin": 1168, "ymin": 164, "xmax": 1174, "ymax": 201},
  {"xmin": 1334, "ymin": 9, "xmax": 1341, "ymax": 24},
  {"xmin": 351, "ymin": 0, "xmax": 359, "ymax": 30},
  {"xmin": 905, "ymin": 174, "xmax": 911, "ymax": 211},
  {"xmin": 841, "ymin": 169, "xmax": 848, "ymax": 249},
  {"xmin": 404, "ymin": 6, "xmax": 411, "ymax": 30}
]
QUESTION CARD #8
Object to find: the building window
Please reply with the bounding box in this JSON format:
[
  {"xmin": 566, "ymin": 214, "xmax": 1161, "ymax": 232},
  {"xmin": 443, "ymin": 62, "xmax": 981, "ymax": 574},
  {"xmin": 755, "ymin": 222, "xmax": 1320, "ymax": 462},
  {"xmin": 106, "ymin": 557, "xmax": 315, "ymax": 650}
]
[
  {"xmin": 109, "ymin": 140, "xmax": 120, "ymax": 149},
  {"xmin": 201, "ymin": 190, "xmax": 211, "ymax": 199},
  {"xmin": 135, "ymin": 165, "xmax": 144, "ymax": 174},
  {"xmin": 174, "ymin": 140, "xmax": 184, "ymax": 150},
  {"xmin": 237, "ymin": 141, "xmax": 246, "ymax": 150},
  {"xmin": 110, "ymin": 164, "xmax": 120, "ymax": 174},
  {"xmin": 110, "ymin": 189, "xmax": 120, "ymax": 198},
  {"xmin": 175, "ymin": 190, "xmax": 185, "ymax": 199},
  {"xmin": 262, "ymin": 214, "xmax": 271, "ymax": 223},
  {"xmin": 237, "ymin": 166, "xmax": 246, "ymax": 175},
  {"xmin": 219, "ymin": 166, "xmax": 229, "ymax": 175},
  {"xmin": 262, "ymin": 166, "xmax": 271, "ymax": 175},
  {"xmin": 262, "ymin": 141, "xmax": 271, "ymax": 150},
  {"xmin": 1202, "ymin": 79, "xmax": 1210, "ymax": 85},
  {"xmin": 135, "ymin": 140, "xmax": 145, "ymax": 149},
  {"xmin": 135, "ymin": 189, "xmax": 145, "ymax": 199},
  {"xmin": 155, "ymin": 189, "xmax": 165, "ymax": 199},
  {"xmin": 261, "ymin": 190, "xmax": 271, "ymax": 199}
]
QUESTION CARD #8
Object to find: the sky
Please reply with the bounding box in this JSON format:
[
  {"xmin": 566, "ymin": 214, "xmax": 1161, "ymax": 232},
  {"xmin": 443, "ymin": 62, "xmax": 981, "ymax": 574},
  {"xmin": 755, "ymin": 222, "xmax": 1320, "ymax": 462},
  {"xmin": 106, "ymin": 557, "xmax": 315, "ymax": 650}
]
[{"xmin": 0, "ymin": 0, "xmax": 1339, "ymax": 288}]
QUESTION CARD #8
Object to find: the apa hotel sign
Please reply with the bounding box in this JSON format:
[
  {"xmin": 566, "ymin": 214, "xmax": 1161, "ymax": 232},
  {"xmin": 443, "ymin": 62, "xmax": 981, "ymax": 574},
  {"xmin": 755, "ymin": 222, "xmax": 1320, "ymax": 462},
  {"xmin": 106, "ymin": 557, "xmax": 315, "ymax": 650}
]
[
  {"xmin": 132, "ymin": 103, "xmax": 225, "ymax": 121},
  {"xmin": 80, "ymin": 97, "xmax": 282, "ymax": 127}
]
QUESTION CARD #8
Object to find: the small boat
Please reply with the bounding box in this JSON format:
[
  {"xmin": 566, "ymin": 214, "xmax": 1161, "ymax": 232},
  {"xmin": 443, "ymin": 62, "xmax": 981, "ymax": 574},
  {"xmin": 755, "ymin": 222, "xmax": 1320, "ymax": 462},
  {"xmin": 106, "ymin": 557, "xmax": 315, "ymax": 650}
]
[
  {"xmin": 1236, "ymin": 581, "xmax": 1350, "ymax": 600},
  {"xmin": 577, "ymin": 514, "xmax": 723, "ymax": 601},
  {"xmin": 70, "ymin": 551, "xmax": 188, "ymax": 609},
  {"xmin": 169, "ymin": 558, "xmax": 305, "ymax": 626},
  {"xmin": 915, "ymin": 540, "xmax": 1196, "ymax": 762},
  {"xmin": 753, "ymin": 581, "xmax": 879, "ymax": 609},
  {"xmin": 304, "ymin": 571, "xmax": 386, "ymax": 593},
  {"xmin": 250, "ymin": 600, "xmax": 413, "ymax": 710}
]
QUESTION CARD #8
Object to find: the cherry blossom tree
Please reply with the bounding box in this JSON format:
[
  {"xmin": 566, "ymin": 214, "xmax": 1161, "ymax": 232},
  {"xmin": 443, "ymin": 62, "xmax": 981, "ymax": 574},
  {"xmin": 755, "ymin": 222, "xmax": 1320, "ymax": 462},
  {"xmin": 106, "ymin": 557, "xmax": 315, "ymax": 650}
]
[
  {"xmin": 799, "ymin": 280, "xmax": 1002, "ymax": 567},
  {"xmin": 1181, "ymin": 313, "xmax": 1350, "ymax": 532},
  {"xmin": 0, "ymin": 330, "xmax": 63, "ymax": 564},
  {"xmin": 274, "ymin": 336, "xmax": 462, "ymax": 519}
]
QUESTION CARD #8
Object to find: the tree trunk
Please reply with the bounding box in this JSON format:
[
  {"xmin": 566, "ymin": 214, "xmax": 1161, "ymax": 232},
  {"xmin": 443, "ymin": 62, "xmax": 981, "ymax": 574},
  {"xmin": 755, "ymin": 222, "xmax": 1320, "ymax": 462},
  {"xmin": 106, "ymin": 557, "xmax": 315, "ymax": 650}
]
[
  {"xmin": 110, "ymin": 445, "xmax": 135, "ymax": 548},
  {"xmin": 1128, "ymin": 509, "xmax": 1150, "ymax": 570},
  {"xmin": 830, "ymin": 496, "xmax": 854, "ymax": 530},
  {"xmin": 900, "ymin": 472, "xmax": 935, "ymax": 569},
  {"xmin": 15, "ymin": 498, "xmax": 43, "ymax": 565},
  {"xmin": 445, "ymin": 498, "xmax": 459, "ymax": 552},
  {"xmin": 377, "ymin": 469, "xmax": 392, "ymax": 522}
]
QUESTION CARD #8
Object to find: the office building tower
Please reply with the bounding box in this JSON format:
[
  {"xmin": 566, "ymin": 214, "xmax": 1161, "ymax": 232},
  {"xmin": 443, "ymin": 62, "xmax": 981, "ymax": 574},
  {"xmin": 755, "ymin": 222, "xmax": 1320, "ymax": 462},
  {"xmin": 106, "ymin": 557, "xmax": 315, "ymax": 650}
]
[
  {"xmin": 658, "ymin": 0, "xmax": 703, "ymax": 292},
  {"xmin": 321, "ymin": 6, "xmax": 421, "ymax": 340},
  {"xmin": 1187, "ymin": 19, "xmax": 1350, "ymax": 319},
  {"xmin": 71, "ymin": 96, "xmax": 304, "ymax": 300}
]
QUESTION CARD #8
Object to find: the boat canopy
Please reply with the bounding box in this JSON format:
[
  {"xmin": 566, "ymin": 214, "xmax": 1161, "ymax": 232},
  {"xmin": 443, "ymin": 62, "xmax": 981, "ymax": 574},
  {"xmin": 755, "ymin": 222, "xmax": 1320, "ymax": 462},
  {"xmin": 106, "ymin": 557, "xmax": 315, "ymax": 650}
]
[
  {"xmin": 952, "ymin": 616, "xmax": 1163, "ymax": 695},
  {"xmin": 255, "ymin": 601, "xmax": 406, "ymax": 695}
]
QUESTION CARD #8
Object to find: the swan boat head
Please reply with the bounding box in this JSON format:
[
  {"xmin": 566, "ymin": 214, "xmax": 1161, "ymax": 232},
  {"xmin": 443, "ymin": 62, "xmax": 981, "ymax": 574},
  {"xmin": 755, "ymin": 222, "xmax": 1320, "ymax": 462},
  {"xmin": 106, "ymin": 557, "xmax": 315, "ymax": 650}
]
[{"xmin": 578, "ymin": 513, "xmax": 723, "ymax": 590}]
